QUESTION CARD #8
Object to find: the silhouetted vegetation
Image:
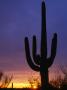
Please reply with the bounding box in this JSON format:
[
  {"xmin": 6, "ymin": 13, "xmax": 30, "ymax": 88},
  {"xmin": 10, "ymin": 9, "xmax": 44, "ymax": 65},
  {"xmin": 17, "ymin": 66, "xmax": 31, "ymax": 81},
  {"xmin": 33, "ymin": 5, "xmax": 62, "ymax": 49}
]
[
  {"xmin": 0, "ymin": 71, "xmax": 13, "ymax": 88},
  {"xmin": 49, "ymin": 65, "xmax": 67, "ymax": 90},
  {"xmin": 28, "ymin": 76, "xmax": 40, "ymax": 88},
  {"xmin": 24, "ymin": 1, "xmax": 57, "ymax": 90},
  {"xmin": 50, "ymin": 75, "xmax": 63, "ymax": 88},
  {"xmin": 60, "ymin": 66, "xmax": 67, "ymax": 89}
]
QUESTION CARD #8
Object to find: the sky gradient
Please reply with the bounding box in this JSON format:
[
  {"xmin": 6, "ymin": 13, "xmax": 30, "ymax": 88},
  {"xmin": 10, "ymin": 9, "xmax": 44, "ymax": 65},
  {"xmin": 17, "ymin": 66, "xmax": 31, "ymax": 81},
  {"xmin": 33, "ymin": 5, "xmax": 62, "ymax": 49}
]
[{"xmin": 0, "ymin": 0, "xmax": 67, "ymax": 87}]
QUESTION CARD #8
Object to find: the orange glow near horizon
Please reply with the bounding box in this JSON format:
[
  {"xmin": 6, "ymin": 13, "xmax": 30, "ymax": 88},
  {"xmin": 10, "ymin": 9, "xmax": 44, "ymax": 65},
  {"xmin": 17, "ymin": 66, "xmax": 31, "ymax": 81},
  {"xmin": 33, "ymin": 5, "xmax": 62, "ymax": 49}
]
[
  {"xmin": 8, "ymin": 82, "xmax": 31, "ymax": 88},
  {"xmin": 8, "ymin": 82, "xmax": 38, "ymax": 88},
  {"xmin": 5, "ymin": 69, "xmax": 64, "ymax": 88},
  {"xmin": 5, "ymin": 70, "xmax": 40, "ymax": 88}
]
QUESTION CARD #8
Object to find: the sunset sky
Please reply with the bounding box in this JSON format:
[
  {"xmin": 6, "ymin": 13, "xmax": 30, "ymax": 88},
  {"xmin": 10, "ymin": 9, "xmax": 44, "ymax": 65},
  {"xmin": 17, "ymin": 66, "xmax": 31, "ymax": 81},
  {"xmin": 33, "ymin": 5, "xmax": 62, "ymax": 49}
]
[{"xmin": 0, "ymin": 0, "xmax": 67, "ymax": 88}]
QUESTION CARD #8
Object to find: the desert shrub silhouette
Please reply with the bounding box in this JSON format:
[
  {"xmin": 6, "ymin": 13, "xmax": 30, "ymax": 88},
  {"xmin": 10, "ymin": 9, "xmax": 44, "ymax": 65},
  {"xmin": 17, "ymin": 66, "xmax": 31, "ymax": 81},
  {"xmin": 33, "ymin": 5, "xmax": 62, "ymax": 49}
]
[
  {"xmin": 60, "ymin": 66, "xmax": 67, "ymax": 89},
  {"xmin": 0, "ymin": 71, "xmax": 13, "ymax": 88},
  {"xmin": 24, "ymin": 1, "xmax": 57, "ymax": 90}
]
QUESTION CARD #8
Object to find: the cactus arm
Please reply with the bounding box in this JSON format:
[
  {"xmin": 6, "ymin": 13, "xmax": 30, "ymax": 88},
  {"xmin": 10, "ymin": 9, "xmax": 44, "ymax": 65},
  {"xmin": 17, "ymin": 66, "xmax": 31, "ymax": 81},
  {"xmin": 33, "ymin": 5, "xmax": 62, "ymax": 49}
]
[
  {"xmin": 41, "ymin": 2, "xmax": 47, "ymax": 59},
  {"xmin": 32, "ymin": 36, "xmax": 40, "ymax": 65},
  {"xmin": 50, "ymin": 33, "xmax": 57, "ymax": 60},
  {"xmin": 24, "ymin": 37, "xmax": 40, "ymax": 71},
  {"xmin": 47, "ymin": 33, "xmax": 57, "ymax": 67}
]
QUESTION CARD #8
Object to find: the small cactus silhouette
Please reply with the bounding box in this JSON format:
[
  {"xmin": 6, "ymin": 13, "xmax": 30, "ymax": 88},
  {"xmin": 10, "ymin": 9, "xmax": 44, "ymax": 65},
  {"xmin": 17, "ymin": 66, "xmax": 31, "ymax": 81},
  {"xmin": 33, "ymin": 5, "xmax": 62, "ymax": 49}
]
[
  {"xmin": 12, "ymin": 83, "xmax": 13, "ymax": 88},
  {"xmin": 24, "ymin": 1, "xmax": 57, "ymax": 90}
]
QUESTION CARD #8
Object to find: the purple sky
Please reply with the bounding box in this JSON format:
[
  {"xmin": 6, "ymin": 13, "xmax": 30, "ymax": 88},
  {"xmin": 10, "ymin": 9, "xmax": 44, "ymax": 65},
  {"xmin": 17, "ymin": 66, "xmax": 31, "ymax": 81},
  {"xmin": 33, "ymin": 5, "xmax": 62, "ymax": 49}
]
[{"xmin": 0, "ymin": 0, "xmax": 67, "ymax": 83}]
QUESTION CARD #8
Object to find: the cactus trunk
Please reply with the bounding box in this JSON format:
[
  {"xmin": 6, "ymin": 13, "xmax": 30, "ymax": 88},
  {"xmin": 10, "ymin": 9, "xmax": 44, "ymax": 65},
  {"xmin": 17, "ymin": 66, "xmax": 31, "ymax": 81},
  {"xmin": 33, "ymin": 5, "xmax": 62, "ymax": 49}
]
[
  {"xmin": 41, "ymin": 1, "xmax": 47, "ymax": 58},
  {"xmin": 40, "ymin": 69, "xmax": 48, "ymax": 89},
  {"xmin": 40, "ymin": 2, "xmax": 49, "ymax": 89}
]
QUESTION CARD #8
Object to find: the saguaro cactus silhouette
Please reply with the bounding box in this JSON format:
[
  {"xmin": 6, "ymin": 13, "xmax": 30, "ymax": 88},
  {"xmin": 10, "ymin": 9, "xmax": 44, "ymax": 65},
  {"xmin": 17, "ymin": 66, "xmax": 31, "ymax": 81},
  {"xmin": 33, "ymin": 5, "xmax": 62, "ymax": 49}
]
[{"xmin": 24, "ymin": 1, "xmax": 57, "ymax": 90}]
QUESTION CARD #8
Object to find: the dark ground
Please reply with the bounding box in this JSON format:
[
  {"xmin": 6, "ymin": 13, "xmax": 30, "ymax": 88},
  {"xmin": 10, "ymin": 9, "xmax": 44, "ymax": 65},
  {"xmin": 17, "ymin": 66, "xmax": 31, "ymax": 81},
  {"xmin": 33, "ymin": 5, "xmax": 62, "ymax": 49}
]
[{"xmin": 0, "ymin": 87, "xmax": 67, "ymax": 90}]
